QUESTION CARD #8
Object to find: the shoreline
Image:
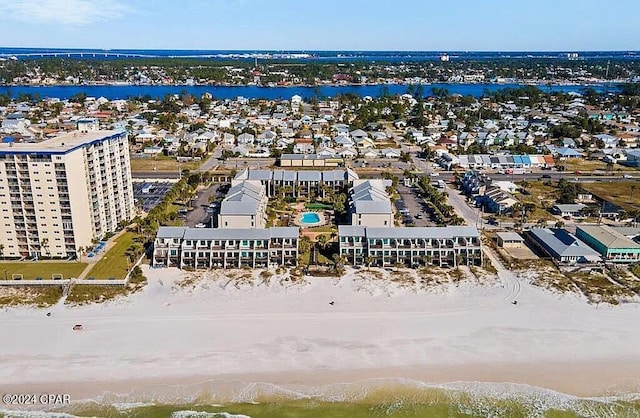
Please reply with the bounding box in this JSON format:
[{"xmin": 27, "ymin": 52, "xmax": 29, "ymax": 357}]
[{"xmin": 3, "ymin": 360, "xmax": 640, "ymax": 403}]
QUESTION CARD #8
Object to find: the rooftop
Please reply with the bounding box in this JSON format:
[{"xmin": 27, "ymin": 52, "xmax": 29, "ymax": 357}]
[
  {"xmin": 157, "ymin": 227, "xmax": 299, "ymax": 240},
  {"xmin": 529, "ymin": 228, "xmax": 601, "ymax": 259},
  {"xmin": 496, "ymin": 232, "xmax": 525, "ymax": 242},
  {"xmin": 339, "ymin": 226, "xmax": 480, "ymax": 240},
  {"xmin": 0, "ymin": 129, "xmax": 125, "ymax": 154},
  {"xmin": 577, "ymin": 225, "xmax": 640, "ymax": 250}
]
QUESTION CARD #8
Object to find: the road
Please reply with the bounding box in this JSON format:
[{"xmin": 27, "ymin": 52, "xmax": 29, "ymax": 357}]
[
  {"xmin": 444, "ymin": 183, "xmax": 482, "ymax": 226},
  {"xmin": 385, "ymin": 127, "xmax": 433, "ymax": 174}
]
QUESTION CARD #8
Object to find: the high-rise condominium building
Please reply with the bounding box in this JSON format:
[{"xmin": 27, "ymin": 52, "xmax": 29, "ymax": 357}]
[{"xmin": 0, "ymin": 120, "xmax": 134, "ymax": 259}]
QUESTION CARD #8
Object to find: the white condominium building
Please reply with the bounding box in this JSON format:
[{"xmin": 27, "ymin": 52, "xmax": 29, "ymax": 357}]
[{"xmin": 0, "ymin": 124, "xmax": 134, "ymax": 259}]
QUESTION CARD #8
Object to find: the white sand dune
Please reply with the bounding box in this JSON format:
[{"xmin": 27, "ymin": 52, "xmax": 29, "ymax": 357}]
[{"xmin": 1, "ymin": 265, "xmax": 639, "ymax": 400}]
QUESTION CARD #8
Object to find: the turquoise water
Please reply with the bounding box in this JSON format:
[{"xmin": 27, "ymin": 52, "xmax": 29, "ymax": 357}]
[{"xmin": 300, "ymin": 212, "xmax": 321, "ymax": 225}]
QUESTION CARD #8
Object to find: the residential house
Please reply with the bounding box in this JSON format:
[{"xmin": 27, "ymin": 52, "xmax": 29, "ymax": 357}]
[
  {"xmin": 237, "ymin": 132, "xmax": 255, "ymax": 145},
  {"xmin": 551, "ymin": 203, "xmax": 587, "ymax": 218}
]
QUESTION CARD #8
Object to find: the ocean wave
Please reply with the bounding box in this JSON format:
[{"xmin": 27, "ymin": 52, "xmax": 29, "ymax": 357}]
[{"xmin": 4, "ymin": 379, "xmax": 640, "ymax": 418}]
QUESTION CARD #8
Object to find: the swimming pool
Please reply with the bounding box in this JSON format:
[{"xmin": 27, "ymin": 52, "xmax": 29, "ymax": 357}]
[{"xmin": 300, "ymin": 212, "xmax": 321, "ymax": 226}]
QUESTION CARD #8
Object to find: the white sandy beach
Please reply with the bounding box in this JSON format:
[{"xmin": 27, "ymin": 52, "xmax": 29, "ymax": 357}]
[{"xmin": 1, "ymin": 265, "xmax": 640, "ymax": 403}]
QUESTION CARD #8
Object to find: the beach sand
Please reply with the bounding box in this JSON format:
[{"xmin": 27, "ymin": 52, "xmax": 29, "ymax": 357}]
[{"xmin": 1, "ymin": 265, "xmax": 639, "ymax": 405}]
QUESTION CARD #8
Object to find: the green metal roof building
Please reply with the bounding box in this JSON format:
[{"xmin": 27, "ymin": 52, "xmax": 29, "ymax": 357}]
[{"xmin": 576, "ymin": 225, "xmax": 640, "ymax": 263}]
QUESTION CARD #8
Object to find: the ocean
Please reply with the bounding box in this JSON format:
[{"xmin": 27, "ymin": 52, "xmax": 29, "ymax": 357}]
[
  {"xmin": 1, "ymin": 379, "xmax": 639, "ymax": 418},
  {"xmin": 1, "ymin": 48, "xmax": 639, "ymax": 62},
  {"xmin": 0, "ymin": 83, "xmax": 617, "ymax": 101}
]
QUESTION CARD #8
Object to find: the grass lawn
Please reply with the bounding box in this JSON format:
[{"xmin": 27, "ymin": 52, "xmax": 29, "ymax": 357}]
[
  {"xmin": 0, "ymin": 287, "xmax": 63, "ymax": 307},
  {"xmin": 130, "ymin": 156, "xmax": 201, "ymax": 172},
  {"xmin": 307, "ymin": 225, "xmax": 337, "ymax": 233},
  {"xmin": 299, "ymin": 250, "xmax": 311, "ymax": 265},
  {"xmin": 564, "ymin": 159, "xmax": 636, "ymax": 172},
  {"xmin": 581, "ymin": 181, "xmax": 640, "ymax": 212},
  {"xmin": 0, "ymin": 262, "xmax": 87, "ymax": 280},
  {"xmin": 85, "ymin": 232, "xmax": 138, "ymax": 279},
  {"xmin": 65, "ymin": 285, "xmax": 127, "ymax": 305}
]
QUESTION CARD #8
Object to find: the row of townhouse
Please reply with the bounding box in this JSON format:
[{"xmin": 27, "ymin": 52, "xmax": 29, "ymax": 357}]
[
  {"xmin": 152, "ymin": 226, "xmax": 299, "ymax": 269},
  {"xmin": 233, "ymin": 168, "xmax": 359, "ymax": 198},
  {"xmin": 338, "ymin": 226, "xmax": 483, "ymax": 268},
  {"xmin": 440, "ymin": 154, "xmax": 555, "ymax": 170},
  {"xmin": 461, "ymin": 171, "xmax": 519, "ymax": 214}
]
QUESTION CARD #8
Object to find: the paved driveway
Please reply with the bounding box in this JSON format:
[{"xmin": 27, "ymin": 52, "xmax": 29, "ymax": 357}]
[{"xmin": 184, "ymin": 184, "xmax": 223, "ymax": 227}]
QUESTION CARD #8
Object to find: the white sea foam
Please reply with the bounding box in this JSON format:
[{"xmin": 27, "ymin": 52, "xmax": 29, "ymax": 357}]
[
  {"xmin": 171, "ymin": 412, "xmax": 251, "ymax": 418},
  {"xmin": 64, "ymin": 378, "xmax": 640, "ymax": 417},
  {"xmin": 111, "ymin": 401, "xmax": 156, "ymax": 411},
  {"xmin": 0, "ymin": 411, "xmax": 78, "ymax": 418}
]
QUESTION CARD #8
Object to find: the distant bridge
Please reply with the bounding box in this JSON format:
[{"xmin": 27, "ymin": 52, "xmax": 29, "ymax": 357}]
[{"xmin": 0, "ymin": 52, "xmax": 159, "ymax": 59}]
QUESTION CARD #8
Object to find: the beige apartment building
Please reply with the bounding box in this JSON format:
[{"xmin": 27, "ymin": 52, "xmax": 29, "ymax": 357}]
[
  {"xmin": 0, "ymin": 123, "xmax": 134, "ymax": 259},
  {"xmin": 218, "ymin": 180, "xmax": 268, "ymax": 229},
  {"xmin": 349, "ymin": 180, "xmax": 394, "ymax": 228}
]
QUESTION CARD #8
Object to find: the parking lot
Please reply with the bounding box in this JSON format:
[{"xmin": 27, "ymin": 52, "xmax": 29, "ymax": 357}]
[
  {"xmin": 133, "ymin": 181, "xmax": 174, "ymax": 212},
  {"xmin": 395, "ymin": 184, "xmax": 436, "ymax": 227},
  {"xmin": 183, "ymin": 183, "xmax": 225, "ymax": 227}
]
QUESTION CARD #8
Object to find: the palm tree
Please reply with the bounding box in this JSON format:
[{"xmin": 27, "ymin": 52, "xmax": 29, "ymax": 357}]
[
  {"xmin": 40, "ymin": 238, "xmax": 49, "ymax": 258},
  {"xmin": 365, "ymin": 255, "xmax": 375, "ymax": 271},
  {"xmin": 317, "ymin": 234, "xmax": 330, "ymax": 250},
  {"xmin": 332, "ymin": 254, "xmax": 346, "ymax": 271},
  {"xmin": 456, "ymin": 253, "xmax": 464, "ymax": 269}
]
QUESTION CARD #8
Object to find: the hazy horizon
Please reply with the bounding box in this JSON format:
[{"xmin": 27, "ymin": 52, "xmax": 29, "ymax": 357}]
[{"xmin": 0, "ymin": 0, "xmax": 638, "ymax": 51}]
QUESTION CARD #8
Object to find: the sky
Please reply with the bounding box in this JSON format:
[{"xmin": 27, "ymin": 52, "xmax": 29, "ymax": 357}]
[{"xmin": 0, "ymin": 0, "xmax": 639, "ymax": 51}]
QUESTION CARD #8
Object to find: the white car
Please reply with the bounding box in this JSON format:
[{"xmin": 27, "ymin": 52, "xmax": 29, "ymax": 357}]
[{"xmin": 430, "ymin": 172, "xmax": 440, "ymax": 177}]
